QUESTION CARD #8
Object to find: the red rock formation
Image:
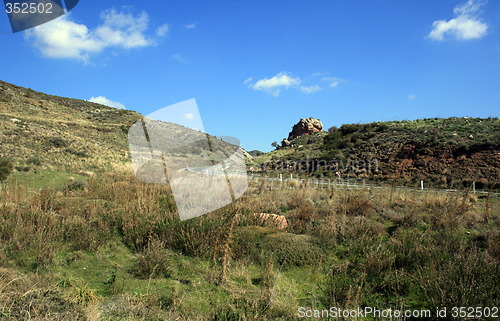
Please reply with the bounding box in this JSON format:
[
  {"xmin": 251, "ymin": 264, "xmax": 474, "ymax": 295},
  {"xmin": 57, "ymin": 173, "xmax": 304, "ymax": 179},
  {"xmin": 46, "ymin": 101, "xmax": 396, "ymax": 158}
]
[{"xmin": 288, "ymin": 117, "xmax": 323, "ymax": 140}]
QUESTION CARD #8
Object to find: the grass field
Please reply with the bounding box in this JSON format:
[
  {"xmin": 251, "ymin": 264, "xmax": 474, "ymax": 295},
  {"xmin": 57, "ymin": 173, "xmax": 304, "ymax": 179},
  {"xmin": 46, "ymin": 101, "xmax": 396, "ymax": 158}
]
[
  {"xmin": 0, "ymin": 169, "xmax": 498, "ymax": 320},
  {"xmin": 5, "ymin": 170, "xmax": 89, "ymax": 190}
]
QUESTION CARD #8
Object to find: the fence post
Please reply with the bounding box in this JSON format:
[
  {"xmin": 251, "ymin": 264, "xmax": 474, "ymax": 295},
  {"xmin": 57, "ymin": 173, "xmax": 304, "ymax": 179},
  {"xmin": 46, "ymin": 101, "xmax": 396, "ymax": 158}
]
[
  {"xmin": 420, "ymin": 180, "xmax": 424, "ymax": 190},
  {"xmin": 473, "ymin": 181, "xmax": 476, "ymax": 194}
]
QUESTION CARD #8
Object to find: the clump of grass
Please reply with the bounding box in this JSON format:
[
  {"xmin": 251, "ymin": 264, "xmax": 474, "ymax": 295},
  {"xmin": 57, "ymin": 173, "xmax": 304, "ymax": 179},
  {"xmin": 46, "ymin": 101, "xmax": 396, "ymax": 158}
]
[
  {"xmin": 322, "ymin": 262, "xmax": 366, "ymax": 308},
  {"xmin": 336, "ymin": 192, "xmax": 374, "ymax": 216},
  {"xmin": 0, "ymin": 268, "xmax": 87, "ymax": 320},
  {"xmin": 132, "ymin": 236, "xmax": 173, "ymax": 279}
]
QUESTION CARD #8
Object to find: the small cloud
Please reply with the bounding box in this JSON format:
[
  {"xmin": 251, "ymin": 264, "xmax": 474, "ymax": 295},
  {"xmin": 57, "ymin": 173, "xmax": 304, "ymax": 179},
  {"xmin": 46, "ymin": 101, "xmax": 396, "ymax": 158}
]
[
  {"xmin": 89, "ymin": 96, "xmax": 125, "ymax": 109},
  {"xmin": 156, "ymin": 23, "xmax": 169, "ymax": 37},
  {"xmin": 250, "ymin": 72, "xmax": 301, "ymax": 96},
  {"xmin": 319, "ymin": 76, "xmax": 342, "ymax": 87},
  {"xmin": 428, "ymin": 0, "xmax": 488, "ymax": 41},
  {"xmin": 244, "ymin": 77, "xmax": 253, "ymax": 84},
  {"xmin": 408, "ymin": 94, "xmax": 417, "ymax": 100},
  {"xmin": 300, "ymin": 85, "xmax": 321, "ymax": 94},
  {"xmin": 183, "ymin": 113, "xmax": 194, "ymax": 120},
  {"xmin": 185, "ymin": 22, "xmax": 197, "ymax": 29},
  {"xmin": 328, "ymin": 80, "xmax": 340, "ymax": 87},
  {"xmin": 171, "ymin": 53, "xmax": 188, "ymax": 63}
]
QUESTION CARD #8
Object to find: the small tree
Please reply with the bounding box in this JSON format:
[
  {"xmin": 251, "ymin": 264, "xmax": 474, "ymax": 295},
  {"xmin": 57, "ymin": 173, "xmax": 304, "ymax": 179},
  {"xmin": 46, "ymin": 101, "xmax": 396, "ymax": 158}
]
[
  {"xmin": 271, "ymin": 141, "xmax": 279, "ymax": 149},
  {"xmin": 0, "ymin": 158, "xmax": 13, "ymax": 181}
]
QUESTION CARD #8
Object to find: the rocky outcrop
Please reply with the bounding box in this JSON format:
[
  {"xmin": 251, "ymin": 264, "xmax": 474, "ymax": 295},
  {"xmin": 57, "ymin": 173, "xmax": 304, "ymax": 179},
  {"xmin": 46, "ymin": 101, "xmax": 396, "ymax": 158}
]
[
  {"xmin": 287, "ymin": 118, "xmax": 323, "ymax": 141},
  {"xmin": 253, "ymin": 213, "xmax": 288, "ymax": 230}
]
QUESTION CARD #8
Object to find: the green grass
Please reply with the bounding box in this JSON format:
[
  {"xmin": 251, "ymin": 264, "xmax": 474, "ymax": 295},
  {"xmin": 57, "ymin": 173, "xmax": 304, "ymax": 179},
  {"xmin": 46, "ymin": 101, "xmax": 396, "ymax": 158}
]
[{"xmin": 5, "ymin": 170, "xmax": 88, "ymax": 189}]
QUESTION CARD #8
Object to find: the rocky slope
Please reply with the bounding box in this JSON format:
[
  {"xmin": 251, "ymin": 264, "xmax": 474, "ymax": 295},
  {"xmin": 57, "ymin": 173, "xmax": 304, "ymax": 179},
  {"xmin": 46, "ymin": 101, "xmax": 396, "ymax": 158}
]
[{"xmin": 255, "ymin": 117, "xmax": 500, "ymax": 188}]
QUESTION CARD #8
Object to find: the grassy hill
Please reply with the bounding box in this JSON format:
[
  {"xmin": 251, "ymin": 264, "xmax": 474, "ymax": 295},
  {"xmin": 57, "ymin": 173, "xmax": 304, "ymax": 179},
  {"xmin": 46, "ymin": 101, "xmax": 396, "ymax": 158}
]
[
  {"xmin": 0, "ymin": 80, "xmax": 142, "ymax": 175},
  {"xmin": 253, "ymin": 117, "xmax": 500, "ymax": 189}
]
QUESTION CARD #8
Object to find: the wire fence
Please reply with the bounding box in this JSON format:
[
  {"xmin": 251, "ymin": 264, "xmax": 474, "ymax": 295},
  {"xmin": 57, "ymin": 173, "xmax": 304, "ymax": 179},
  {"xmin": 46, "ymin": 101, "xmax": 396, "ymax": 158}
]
[{"xmin": 248, "ymin": 173, "xmax": 499, "ymax": 196}]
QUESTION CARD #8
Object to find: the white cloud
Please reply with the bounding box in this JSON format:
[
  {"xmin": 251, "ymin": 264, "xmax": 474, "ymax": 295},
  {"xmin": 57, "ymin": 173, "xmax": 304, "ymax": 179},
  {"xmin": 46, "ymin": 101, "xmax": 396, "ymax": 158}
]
[
  {"xmin": 88, "ymin": 96, "xmax": 125, "ymax": 109},
  {"xmin": 428, "ymin": 0, "xmax": 488, "ymax": 41},
  {"xmin": 156, "ymin": 24, "xmax": 169, "ymax": 37},
  {"xmin": 250, "ymin": 72, "xmax": 301, "ymax": 96},
  {"xmin": 300, "ymin": 85, "xmax": 321, "ymax": 94},
  {"xmin": 185, "ymin": 22, "xmax": 197, "ymax": 29},
  {"xmin": 408, "ymin": 94, "xmax": 417, "ymax": 100},
  {"xmin": 247, "ymin": 72, "xmax": 343, "ymax": 96},
  {"xmin": 25, "ymin": 7, "xmax": 161, "ymax": 62}
]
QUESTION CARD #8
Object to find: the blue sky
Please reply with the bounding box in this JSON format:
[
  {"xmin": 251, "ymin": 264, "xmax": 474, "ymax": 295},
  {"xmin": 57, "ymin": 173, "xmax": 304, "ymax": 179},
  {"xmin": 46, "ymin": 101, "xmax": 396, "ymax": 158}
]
[{"xmin": 1, "ymin": 0, "xmax": 499, "ymax": 152}]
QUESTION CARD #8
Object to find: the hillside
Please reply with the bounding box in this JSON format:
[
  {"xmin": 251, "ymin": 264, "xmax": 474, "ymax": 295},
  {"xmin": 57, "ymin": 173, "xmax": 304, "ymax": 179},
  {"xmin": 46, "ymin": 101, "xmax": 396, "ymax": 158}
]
[
  {"xmin": 253, "ymin": 117, "xmax": 500, "ymax": 189},
  {"xmin": 0, "ymin": 80, "xmax": 142, "ymax": 174}
]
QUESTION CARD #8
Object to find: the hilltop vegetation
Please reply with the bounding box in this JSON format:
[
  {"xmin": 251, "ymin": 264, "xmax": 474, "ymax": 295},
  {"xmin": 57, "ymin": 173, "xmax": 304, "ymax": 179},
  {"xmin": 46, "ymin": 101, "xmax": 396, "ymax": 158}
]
[{"xmin": 254, "ymin": 117, "xmax": 500, "ymax": 189}]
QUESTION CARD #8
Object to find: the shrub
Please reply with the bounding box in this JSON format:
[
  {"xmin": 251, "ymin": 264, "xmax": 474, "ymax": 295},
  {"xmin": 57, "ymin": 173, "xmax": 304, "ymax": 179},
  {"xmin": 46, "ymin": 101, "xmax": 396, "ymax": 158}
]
[
  {"xmin": 233, "ymin": 226, "xmax": 324, "ymax": 267},
  {"xmin": 336, "ymin": 193, "xmax": 374, "ymax": 216},
  {"xmin": 48, "ymin": 136, "xmax": 68, "ymax": 148},
  {"xmin": 132, "ymin": 236, "xmax": 173, "ymax": 279},
  {"xmin": 26, "ymin": 157, "xmax": 42, "ymax": 166},
  {"xmin": 322, "ymin": 262, "xmax": 365, "ymax": 307},
  {"xmin": 62, "ymin": 180, "xmax": 88, "ymax": 192},
  {"xmin": 0, "ymin": 158, "xmax": 13, "ymax": 181},
  {"xmin": 416, "ymin": 248, "xmax": 499, "ymax": 309},
  {"xmin": 340, "ymin": 123, "xmax": 363, "ymax": 135}
]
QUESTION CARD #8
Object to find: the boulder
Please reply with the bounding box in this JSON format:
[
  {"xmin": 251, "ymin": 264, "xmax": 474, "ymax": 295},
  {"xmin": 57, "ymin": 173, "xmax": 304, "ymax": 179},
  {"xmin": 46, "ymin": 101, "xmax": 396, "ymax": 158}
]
[
  {"xmin": 281, "ymin": 139, "xmax": 292, "ymax": 147},
  {"xmin": 288, "ymin": 117, "xmax": 323, "ymax": 140},
  {"xmin": 253, "ymin": 213, "xmax": 288, "ymax": 230}
]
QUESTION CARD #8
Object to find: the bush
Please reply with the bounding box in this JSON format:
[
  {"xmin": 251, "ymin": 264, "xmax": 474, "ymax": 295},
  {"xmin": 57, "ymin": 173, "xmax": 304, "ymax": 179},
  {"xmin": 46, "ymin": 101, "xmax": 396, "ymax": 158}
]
[
  {"xmin": 48, "ymin": 136, "xmax": 68, "ymax": 148},
  {"xmin": 26, "ymin": 157, "xmax": 42, "ymax": 166},
  {"xmin": 0, "ymin": 158, "xmax": 13, "ymax": 181},
  {"xmin": 340, "ymin": 123, "xmax": 363, "ymax": 135},
  {"xmin": 233, "ymin": 226, "xmax": 324, "ymax": 267},
  {"xmin": 132, "ymin": 236, "xmax": 173, "ymax": 279},
  {"xmin": 62, "ymin": 180, "xmax": 88, "ymax": 192}
]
